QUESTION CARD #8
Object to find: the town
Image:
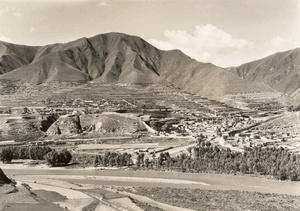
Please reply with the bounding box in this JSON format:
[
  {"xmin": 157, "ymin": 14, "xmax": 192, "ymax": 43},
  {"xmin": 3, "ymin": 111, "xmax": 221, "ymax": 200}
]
[{"xmin": 1, "ymin": 82, "xmax": 299, "ymax": 163}]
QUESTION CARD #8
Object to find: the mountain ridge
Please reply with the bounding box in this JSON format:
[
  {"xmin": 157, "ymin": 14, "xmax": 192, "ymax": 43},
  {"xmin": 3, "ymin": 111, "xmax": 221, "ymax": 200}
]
[
  {"xmin": 0, "ymin": 32, "xmax": 274, "ymax": 98},
  {"xmin": 228, "ymin": 48, "xmax": 300, "ymax": 95}
]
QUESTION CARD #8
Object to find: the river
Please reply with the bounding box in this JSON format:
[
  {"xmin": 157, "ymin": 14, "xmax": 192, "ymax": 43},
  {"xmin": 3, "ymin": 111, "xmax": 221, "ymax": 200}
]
[{"xmin": 4, "ymin": 168, "xmax": 300, "ymax": 195}]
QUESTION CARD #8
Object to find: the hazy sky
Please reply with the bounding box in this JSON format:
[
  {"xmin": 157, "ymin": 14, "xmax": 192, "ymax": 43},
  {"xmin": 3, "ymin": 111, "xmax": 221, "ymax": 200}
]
[{"xmin": 0, "ymin": 0, "xmax": 299, "ymax": 67}]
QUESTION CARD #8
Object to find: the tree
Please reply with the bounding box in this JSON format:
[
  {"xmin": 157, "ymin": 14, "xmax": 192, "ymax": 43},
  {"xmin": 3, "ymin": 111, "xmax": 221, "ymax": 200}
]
[
  {"xmin": 0, "ymin": 147, "xmax": 13, "ymax": 163},
  {"xmin": 140, "ymin": 153, "xmax": 145, "ymax": 166},
  {"xmin": 197, "ymin": 133, "xmax": 206, "ymax": 146},
  {"xmin": 145, "ymin": 158, "xmax": 150, "ymax": 168},
  {"xmin": 94, "ymin": 155, "xmax": 99, "ymax": 168},
  {"xmin": 187, "ymin": 147, "xmax": 193, "ymax": 158},
  {"xmin": 136, "ymin": 153, "xmax": 141, "ymax": 167}
]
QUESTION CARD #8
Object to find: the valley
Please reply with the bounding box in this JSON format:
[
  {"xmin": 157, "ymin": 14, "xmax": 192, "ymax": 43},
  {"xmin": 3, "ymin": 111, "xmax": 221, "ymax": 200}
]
[{"xmin": 1, "ymin": 32, "xmax": 300, "ymax": 210}]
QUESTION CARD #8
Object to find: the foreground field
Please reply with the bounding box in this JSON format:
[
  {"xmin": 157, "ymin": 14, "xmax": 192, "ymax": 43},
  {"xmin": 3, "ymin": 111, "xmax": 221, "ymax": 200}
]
[{"xmin": 127, "ymin": 187, "xmax": 300, "ymax": 211}]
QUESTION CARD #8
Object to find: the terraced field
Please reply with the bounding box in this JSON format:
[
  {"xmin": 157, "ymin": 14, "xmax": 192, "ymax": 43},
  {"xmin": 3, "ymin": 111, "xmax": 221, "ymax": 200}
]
[{"xmin": 0, "ymin": 80, "xmax": 241, "ymax": 116}]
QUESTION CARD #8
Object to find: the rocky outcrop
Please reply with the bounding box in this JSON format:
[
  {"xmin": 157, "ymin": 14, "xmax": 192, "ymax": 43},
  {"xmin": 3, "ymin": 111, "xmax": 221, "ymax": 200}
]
[
  {"xmin": 46, "ymin": 115, "xmax": 82, "ymax": 136},
  {"xmin": 0, "ymin": 168, "xmax": 11, "ymax": 186}
]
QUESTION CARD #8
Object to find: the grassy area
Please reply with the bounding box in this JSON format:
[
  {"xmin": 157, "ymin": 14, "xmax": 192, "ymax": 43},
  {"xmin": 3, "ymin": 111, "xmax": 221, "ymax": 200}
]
[
  {"xmin": 131, "ymin": 187, "xmax": 300, "ymax": 211},
  {"xmin": 129, "ymin": 196, "xmax": 165, "ymax": 211},
  {"xmin": 2, "ymin": 202, "xmax": 66, "ymax": 211},
  {"xmin": 83, "ymin": 188, "xmax": 125, "ymax": 200},
  {"xmin": 0, "ymin": 184, "xmax": 66, "ymax": 211},
  {"xmin": 0, "ymin": 184, "xmax": 15, "ymax": 195},
  {"xmin": 82, "ymin": 198, "xmax": 99, "ymax": 211},
  {"xmin": 0, "ymin": 185, "xmax": 37, "ymax": 210},
  {"xmin": 31, "ymin": 190, "xmax": 66, "ymax": 202}
]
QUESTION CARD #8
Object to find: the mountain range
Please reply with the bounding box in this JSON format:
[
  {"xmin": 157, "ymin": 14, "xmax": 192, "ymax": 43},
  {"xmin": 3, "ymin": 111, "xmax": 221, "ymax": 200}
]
[{"xmin": 0, "ymin": 32, "xmax": 299, "ymax": 99}]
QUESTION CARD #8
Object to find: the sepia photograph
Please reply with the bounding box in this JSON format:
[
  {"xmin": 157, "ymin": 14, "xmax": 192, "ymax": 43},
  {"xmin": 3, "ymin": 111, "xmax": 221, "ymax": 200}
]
[{"xmin": 0, "ymin": 0, "xmax": 300, "ymax": 210}]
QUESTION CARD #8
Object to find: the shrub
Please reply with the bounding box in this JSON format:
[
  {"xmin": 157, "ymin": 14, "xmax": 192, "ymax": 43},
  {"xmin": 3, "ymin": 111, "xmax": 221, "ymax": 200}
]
[{"xmin": 44, "ymin": 149, "xmax": 72, "ymax": 167}]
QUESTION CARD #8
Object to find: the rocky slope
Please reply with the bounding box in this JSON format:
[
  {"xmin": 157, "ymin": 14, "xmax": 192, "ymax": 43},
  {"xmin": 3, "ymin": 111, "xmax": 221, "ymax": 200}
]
[
  {"xmin": 0, "ymin": 32, "xmax": 273, "ymax": 98},
  {"xmin": 0, "ymin": 168, "xmax": 11, "ymax": 186}
]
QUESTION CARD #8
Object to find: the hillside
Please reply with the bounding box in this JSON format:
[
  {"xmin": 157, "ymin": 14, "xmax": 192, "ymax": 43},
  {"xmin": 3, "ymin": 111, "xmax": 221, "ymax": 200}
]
[
  {"xmin": 0, "ymin": 32, "xmax": 273, "ymax": 98},
  {"xmin": 252, "ymin": 112, "xmax": 300, "ymax": 135},
  {"xmin": 229, "ymin": 48, "xmax": 300, "ymax": 94}
]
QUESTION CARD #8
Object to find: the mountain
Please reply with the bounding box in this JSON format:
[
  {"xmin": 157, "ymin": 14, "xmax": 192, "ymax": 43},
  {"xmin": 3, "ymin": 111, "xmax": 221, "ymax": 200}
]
[
  {"xmin": 228, "ymin": 48, "xmax": 300, "ymax": 95},
  {"xmin": 0, "ymin": 32, "xmax": 273, "ymax": 98},
  {"xmin": 0, "ymin": 41, "xmax": 38, "ymax": 75},
  {"xmin": 158, "ymin": 49, "xmax": 272, "ymax": 97}
]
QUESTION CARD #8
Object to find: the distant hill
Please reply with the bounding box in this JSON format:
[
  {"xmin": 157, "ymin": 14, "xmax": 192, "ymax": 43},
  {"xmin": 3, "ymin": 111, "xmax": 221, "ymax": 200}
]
[
  {"xmin": 0, "ymin": 32, "xmax": 273, "ymax": 98},
  {"xmin": 228, "ymin": 48, "xmax": 300, "ymax": 95}
]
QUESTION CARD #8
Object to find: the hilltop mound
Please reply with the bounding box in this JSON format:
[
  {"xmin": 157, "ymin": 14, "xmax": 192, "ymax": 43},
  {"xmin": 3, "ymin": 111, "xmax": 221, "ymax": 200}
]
[
  {"xmin": 229, "ymin": 48, "xmax": 300, "ymax": 94},
  {"xmin": 0, "ymin": 168, "xmax": 11, "ymax": 186},
  {"xmin": 81, "ymin": 112, "xmax": 146, "ymax": 135},
  {"xmin": 46, "ymin": 115, "xmax": 82, "ymax": 136},
  {"xmin": 0, "ymin": 32, "xmax": 273, "ymax": 98}
]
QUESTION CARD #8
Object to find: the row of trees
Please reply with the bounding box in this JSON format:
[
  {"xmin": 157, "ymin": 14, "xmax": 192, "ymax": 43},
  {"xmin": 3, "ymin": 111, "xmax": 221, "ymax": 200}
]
[
  {"xmin": 0, "ymin": 145, "xmax": 52, "ymax": 163},
  {"xmin": 94, "ymin": 152, "xmax": 133, "ymax": 167},
  {"xmin": 151, "ymin": 144, "xmax": 300, "ymax": 181},
  {"xmin": 90, "ymin": 136, "xmax": 300, "ymax": 181},
  {"xmin": 0, "ymin": 146, "xmax": 73, "ymax": 167}
]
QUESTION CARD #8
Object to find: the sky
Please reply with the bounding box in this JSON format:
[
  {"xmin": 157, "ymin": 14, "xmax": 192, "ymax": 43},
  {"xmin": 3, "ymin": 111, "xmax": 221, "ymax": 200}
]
[{"xmin": 0, "ymin": 0, "xmax": 299, "ymax": 67}]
